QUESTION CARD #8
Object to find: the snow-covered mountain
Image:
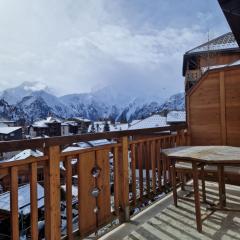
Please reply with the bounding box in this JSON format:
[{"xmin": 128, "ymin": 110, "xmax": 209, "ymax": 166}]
[
  {"xmin": 0, "ymin": 82, "xmax": 185, "ymax": 123},
  {"xmin": 1, "ymin": 81, "xmax": 52, "ymax": 105}
]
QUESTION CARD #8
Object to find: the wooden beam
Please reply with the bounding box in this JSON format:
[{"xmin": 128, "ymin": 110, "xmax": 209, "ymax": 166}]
[{"xmin": 0, "ymin": 125, "xmax": 187, "ymax": 152}]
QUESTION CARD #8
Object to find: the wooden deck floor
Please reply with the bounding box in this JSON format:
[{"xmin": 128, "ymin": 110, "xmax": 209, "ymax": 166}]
[{"xmin": 100, "ymin": 182, "xmax": 240, "ymax": 240}]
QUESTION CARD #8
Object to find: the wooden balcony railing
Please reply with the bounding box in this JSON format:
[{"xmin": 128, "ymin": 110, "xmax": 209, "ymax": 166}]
[{"xmin": 0, "ymin": 124, "xmax": 187, "ymax": 240}]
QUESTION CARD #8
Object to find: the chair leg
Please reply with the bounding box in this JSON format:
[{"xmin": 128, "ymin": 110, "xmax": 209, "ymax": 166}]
[
  {"xmin": 180, "ymin": 174, "xmax": 186, "ymax": 191},
  {"xmin": 201, "ymin": 165, "xmax": 206, "ymax": 203},
  {"xmin": 171, "ymin": 162, "xmax": 178, "ymax": 207},
  {"xmin": 218, "ymin": 165, "xmax": 226, "ymax": 209}
]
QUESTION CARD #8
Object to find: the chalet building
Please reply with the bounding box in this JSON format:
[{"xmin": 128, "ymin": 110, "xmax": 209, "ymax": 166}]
[
  {"xmin": 183, "ymin": 32, "xmax": 240, "ymax": 92},
  {"xmin": 68, "ymin": 117, "xmax": 91, "ymax": 134},
  {"xmin": 29, "ymin": 117, "xmax": 61, "ymax": 137},
  {"xmin": 0, "ymin": 184, "xmax": 44, "ymax": 237},
  {"xmin": 184, "ymin": 2, "xmax": 240, "ymax": 146},
  {"xmin": 0, "ymin": 118, "xmax": 16, "ymax": 127},
  {"xmin": 0, "ymin": 127, "xmax": 22, "ymax": 141}
]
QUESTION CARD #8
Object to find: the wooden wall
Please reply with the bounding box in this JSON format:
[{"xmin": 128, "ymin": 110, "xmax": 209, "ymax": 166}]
[
  {"xmin": 187, "ymin": 66, "xmax": 240, "ymax": 146},
  {"xmin": 199, "ymin": 52, "xmax": 240, "ymax": 68}
]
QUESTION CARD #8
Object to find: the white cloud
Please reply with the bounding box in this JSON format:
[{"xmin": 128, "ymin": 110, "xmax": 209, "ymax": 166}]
[{"xmin": 0, "ymin": 0, "xmax": 229, "ymax": 98}]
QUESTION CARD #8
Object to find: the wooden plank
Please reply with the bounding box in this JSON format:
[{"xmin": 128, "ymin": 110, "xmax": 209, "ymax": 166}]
[
  {"xmin": 30, "ymin": 162, "xmax": 38, "ymax": 240},
  {"xmin": 220, "ymin": 71, "xmax": 227, "ymax": 145},
  {"xmin": 145, "ymin": 141, "xmax": 150, "ymax": 196},
  {"xmin": 138, "ymin": 142, "xmax": 143, "ymax": 200},
  {"xmin": 130, "ymin": 144, "xmax": 137, "ymax": 206},
  {"xmin": 10, "ymin": 166, "xmax": 19, "ymax": 240},
  {"xmin": 113, "ymin": 147, "xmax": 120, "ymax": 216},
  {"xmin": 78, "ymin": 152, "xmax": 96, "ymax": 235},
  {"xmin": 156, "ymin": 140, "xmax": 162, "ymax": 192},
  {"xmin": 66, "ymin": 157, "xmax": 73, "ymax": 240},
  {"xmin": 96, "ymin": 149, "xmax": 111, "ymax": 226},
  {"xmin": 118, "ymin": 137, "xmax": 130, "ymax": 222},
  {"xmin": 44, "ymin": 146, "xmax": 61, "ymax": 240},
  {"xmin": 151, "ymin": 141, "xmax": 156, "ymax": 194}
]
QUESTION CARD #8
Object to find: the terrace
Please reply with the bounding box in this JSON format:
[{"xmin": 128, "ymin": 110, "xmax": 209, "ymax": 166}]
[{"xmin": 1, "ymin": 1, "xmax": 240, "ymax": 240}]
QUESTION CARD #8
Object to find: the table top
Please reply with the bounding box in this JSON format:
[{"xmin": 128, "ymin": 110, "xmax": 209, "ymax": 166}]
[{"xmin": 162, "ymin": 146, "xmax": 240, "ymax": 164}]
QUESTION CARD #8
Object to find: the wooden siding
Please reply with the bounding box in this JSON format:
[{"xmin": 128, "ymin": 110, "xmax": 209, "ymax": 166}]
[
  {"xmin": 199, "ymin": 52, "xmax": 240, "ymax": 68},
  {"xmin": 187, "ymin": 66, "xmax": 240, "ymax": 146}
]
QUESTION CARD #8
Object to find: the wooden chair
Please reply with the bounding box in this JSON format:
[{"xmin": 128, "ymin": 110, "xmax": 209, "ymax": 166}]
[{"xmin": 172, "ymin": 162, "xmax": 240, "ymax": 204}]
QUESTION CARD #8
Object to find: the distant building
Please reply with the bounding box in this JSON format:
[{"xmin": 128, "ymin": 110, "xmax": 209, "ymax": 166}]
[
  {"xmin": 167, "ymin": 111, "xmax": 186, "ymax": 125},
  {"xmin": 128, "ymin": 114, "xmax": 168, "ymax": 130},
  {"xmin": 0, "ymin": 118, "xmax": 16, "ymax": 127},
  {"xmin": 0, "ymin": 149, "xmax": 43, "ymax": 191},
  {"xmin": 0, "ymin": 184, "xmax": 44, "ymax": 237},
  {"xmin": 29, "ymin": 117, "xmax": 61, "ymax": 137},
  {"xmin": 0, "ymin": 127, "xmax": 22, "ymax": 141},
  {"xmin": 68, "ymin": 117, "xmax": 91, "ymax": 134}
]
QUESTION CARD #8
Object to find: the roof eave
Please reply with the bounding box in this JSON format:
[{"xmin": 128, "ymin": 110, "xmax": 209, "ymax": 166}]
[{"xmin": 218, "ymin": 0, "xmax": 240, "ymax": 47}]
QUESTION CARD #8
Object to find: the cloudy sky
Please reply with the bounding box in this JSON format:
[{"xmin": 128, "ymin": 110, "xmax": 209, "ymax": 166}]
[{"xmin": 0, "ymin": 0, "xmax": 230, "ymax": 97}]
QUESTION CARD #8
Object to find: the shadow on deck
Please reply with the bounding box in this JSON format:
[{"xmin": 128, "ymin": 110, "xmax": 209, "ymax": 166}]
[{"xmin": 100, "ymin": 182, "xmax": 240, "ymax": 240}]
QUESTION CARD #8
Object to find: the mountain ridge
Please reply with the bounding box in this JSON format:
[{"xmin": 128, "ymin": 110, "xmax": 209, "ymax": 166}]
[{"xmin": 0, "ymin": 82, "xmax": 185, "ymax": 123}]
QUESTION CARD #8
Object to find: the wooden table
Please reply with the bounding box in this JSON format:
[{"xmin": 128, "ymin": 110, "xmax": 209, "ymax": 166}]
[{"xmin": 162, "ymin": 146, "xmax": 240, "ymax": 233}]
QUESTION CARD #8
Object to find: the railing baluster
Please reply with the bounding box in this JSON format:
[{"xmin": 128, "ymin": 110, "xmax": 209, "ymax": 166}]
[
  {"xmin": 30, "ymin": 162, "xmax": 38, "ymax": 240},
  {"xmin": 66, "ymin": 156, "xmax": 73, "ymax": 240},
  {"xmin": 44, "ymin": 146, "xmax": 61, "ymax": 240},
  {"xmin": 145, "ymin": 141, "xmax": 150, "ymax": 196},
  {"xmin": 130, "ymin": 144, "xmax": 136, "ymax": 206},
  {"xmin": 118, "ymin": 136, "xmax": 130, "ymax": 222},
  {"xmin": 113, "ymin": 147, "xmax": 120, "ymax": 216},
  {"xmin": 151, "ymin": 141, "xmax": 156, "ymax": 194},
  {"xmin": 138, "ymin": 142, "xmax": 143, "ymax": 201},
  {"xmin": 157, "ymin": 140, "xmax": 162, "ymax": 192},
  {"xmin": 10, "ymin": 166, "xmax": 19, "ymax": 240}
]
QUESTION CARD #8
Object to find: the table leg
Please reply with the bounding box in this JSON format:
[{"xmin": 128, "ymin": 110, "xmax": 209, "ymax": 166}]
[
  {"xmin": 201, "ymin": 164, "xmax": 206, "ymax": 203},
  {"xmin": 192, "ymin": 162, "xmax": 202, "ymax": 233},
  {"xmin": 171, "ymin": 160, "xmax": 177, "ymax": 207},
  {"xmin": 218, "ymin": 165, "xmax": 226, "ymax": 209}
]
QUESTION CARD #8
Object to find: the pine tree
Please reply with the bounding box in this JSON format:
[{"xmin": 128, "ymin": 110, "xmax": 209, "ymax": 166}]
[
  {"xmin": 90, "ymin": 122, "xmax": 95, "ymax": 133},
  {"xmin": 104, "ymin": 120, "xmax": 110, "ymax": 132}
]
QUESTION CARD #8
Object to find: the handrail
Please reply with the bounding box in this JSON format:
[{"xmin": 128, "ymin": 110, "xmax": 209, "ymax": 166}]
[{"xmin": 0, "ymin": 124, "xmax": 187, "ymax": 152}]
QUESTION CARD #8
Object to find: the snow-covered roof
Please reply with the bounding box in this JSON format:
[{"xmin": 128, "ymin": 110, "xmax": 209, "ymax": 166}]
[
  {"xmin": 32, "ymin": 117, "xmax": 61, "ymax": 128},
  {"xmin": 109, "ymin": 123, "xmax": 129, "ymax": 131},
  {"xmin": 0, "ymin": 184, "xmax": 44, "ymax": 215},
  {"xmin": 0, "ymin": 127, "xmax": 22, "ymax": 134},
  {"xmin": 167, "ymin": 111, "xmax": 186, "ymax": 123},
  {"xmin": 63, "ymin": 121, "xmax": 78, "ymax": 126},
  {"xmin": 187, "ymin": 32, "xmax": 239, "ymax": 54},
  {"xmin": 62, "ymin": 142, "xmax": 91, "ymax": 152},
  {"xmin": 129, "ymin": 120, "xmax": 141, "ymax": 126},
  {"xmin": 129, "ymin": 115, "xmax": 168, "ymax": 130},
  {"xmin": 8, "ymin": 149, "xmax": 43, "ymax": 162},
  {"xmin": 88, "ymin": 139, "xmax": 113, "ymax": 147},
  {"xmin": 72, "ymin": 117, "xmax": 91, "ymax": 122}
]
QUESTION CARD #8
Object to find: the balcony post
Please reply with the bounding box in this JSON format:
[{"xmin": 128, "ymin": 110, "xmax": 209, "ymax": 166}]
[
  {"xmin": 118, "ymin": 136, "xmax": 130, "ymax": 222},
  {"xmin": 44, "ymin": 145, "xmax": 61, "ymax": 240}
]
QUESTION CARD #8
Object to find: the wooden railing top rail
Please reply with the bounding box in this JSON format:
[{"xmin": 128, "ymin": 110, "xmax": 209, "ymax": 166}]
[{"xmin": 0, "ymin": 124, "xmax": 187, "ymax": 152}]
